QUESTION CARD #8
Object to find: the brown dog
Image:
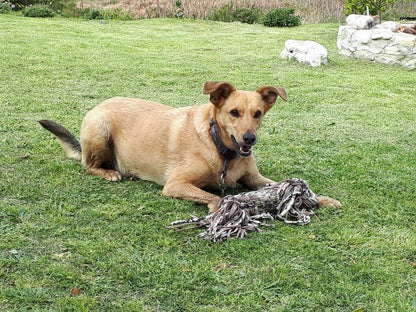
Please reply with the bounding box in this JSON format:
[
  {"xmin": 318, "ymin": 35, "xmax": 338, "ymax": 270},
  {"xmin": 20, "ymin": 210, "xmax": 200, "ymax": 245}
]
[{"xmin": 39, "ymin": 82, "xmax": 340, "ymax": 212}]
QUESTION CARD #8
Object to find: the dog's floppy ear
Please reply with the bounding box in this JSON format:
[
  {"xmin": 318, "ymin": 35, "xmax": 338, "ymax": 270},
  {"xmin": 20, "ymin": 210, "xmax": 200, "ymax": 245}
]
[
  {"xmin": 256, "ymin": 86, "xmax": 287, "ymax": 111},
  {"xmin": 203, "ymin": 82, "xmax": 236, "ymax": 107}
]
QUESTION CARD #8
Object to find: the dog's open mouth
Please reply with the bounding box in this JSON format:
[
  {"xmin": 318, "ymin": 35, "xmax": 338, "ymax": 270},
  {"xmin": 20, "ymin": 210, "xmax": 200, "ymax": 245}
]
[{"xmin": 231, "ymin": 135, "xmax": 253, "ymax": 157}]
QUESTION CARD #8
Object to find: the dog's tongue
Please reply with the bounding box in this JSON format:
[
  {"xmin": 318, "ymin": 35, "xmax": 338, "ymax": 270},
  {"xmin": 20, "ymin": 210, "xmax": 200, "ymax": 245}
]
[{"xmin": 240, "ymin": 146, "xmax": 251, "ymax": 153}]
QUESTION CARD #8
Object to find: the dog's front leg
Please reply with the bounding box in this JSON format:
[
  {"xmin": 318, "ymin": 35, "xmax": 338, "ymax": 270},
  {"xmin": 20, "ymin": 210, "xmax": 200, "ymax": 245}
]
[
  {"xmin": 238, "ymin": 162, "xmax": 275, "ymax": 190},
  {"xmin": 162, "ymin": 180, "xmax": 222, "ymax": 212}
]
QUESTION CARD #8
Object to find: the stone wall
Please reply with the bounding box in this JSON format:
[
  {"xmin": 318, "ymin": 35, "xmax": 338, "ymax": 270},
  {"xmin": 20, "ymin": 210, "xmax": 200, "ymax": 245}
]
[{"xmin": 337, "ymin": 15, "xmax": 416, "ymax": 69}]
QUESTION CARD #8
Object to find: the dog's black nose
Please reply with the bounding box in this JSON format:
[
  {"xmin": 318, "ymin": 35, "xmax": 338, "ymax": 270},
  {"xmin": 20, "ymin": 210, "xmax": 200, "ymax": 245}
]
[{"xmin": 243, "ymin": 132, "xmax": 256, "ymax": 145}]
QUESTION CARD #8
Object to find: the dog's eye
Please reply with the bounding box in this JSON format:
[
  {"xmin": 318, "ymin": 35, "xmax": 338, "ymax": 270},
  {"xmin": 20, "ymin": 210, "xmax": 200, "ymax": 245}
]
[
  {"xmin": 230, "ymin": 109, "xmax": 240, "ymax": 118},
  {"xmin": 254, "ymin": 110, "xmax": 262, "ymax": 119}
]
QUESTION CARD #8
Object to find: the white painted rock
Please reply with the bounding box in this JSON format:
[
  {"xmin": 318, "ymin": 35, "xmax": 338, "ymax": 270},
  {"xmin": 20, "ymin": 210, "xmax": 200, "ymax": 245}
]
[
  {"xmin": 346, "ymin": 14, "xmax": 376, "ymax": 30},
  {"xmin": 280, "ymin": 40, "xmax": 328, "ymax": 67}
]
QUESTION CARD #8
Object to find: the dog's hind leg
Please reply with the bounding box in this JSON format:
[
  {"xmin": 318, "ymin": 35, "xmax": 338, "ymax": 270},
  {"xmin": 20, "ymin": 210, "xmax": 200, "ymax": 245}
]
[
  {"xmin": 80, "ymin": 116, "xmax": 122, "ymax": 182},
  {"xmin": 84, "ymin": 156, "xmax": 122, "ymax": 182}
]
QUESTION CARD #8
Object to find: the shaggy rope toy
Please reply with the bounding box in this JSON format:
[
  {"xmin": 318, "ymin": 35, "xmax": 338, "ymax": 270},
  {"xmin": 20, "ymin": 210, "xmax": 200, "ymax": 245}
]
[{"xmin": 168, "ymin": 178, "xmax": 320, "ymax": 242}]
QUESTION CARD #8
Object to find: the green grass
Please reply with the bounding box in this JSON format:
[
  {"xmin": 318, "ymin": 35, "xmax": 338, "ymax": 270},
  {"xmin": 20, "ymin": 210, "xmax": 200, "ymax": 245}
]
[{"xmin": 1, "ymin": 15, "xmax": 415, "ymax": 311}]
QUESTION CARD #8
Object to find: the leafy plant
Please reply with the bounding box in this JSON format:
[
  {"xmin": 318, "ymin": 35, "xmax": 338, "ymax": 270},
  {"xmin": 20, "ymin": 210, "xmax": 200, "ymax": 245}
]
[
  {"xmin": 208, "ymin": 5, "xmax": 264, "ymax": 24},
  {"xmin": 7, "ymin": 0, "xmax": 74, "ymax": 14},
  {"xmin": 23, "ymin": 4, "xmax": 54, "ymax": 17},
  {"xmin": 342, "ymin": 0, "xmax": 413, "ymax": 18},
  {"xmin": 101, "ymin": 8, "xmax": 132, "ymax": 20},
  {"xmin": 0, "ymin": 1, "xmax": 14, "ymax": 13},
  {"xmin": 208, "ymin": 4, "xmax": 234, "ymax": 22},
  {"xmin": 172, "ymin": 0, "xmax": 185, "ymax": 18},
  {"xmin": 8, "ymin": 0, "xmax": 34, "ymax": 9},
  {"xmin": 263, "ymin": 8, "xmax": 301, "ymax": 27},
  {"xmin": 230, "ymin": 7, "xmax": 263, "ymax": 24},
  {"xmin": 54, "ymin": 0, "xmax": 78, "ymax": 17},
  {"xmin": 81, "ymin": 8, "xmax": 103, "ymax": 19},
  {"xmin": 80, "ymin": 7, "xmax": 132, "ymax": 20}
]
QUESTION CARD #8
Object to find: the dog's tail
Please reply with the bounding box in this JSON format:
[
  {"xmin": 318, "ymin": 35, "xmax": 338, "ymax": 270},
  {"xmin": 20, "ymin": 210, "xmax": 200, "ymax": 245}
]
[{"xmin": 38, "ymin": 120, "xmax": 81, "ymax": 161}]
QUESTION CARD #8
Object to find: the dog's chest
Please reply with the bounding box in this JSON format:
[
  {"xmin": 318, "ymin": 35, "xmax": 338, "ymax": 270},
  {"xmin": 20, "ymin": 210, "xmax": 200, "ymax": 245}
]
[{"xmin": 217, "ymin": 158, "xmax": 246, "ymax": 188}]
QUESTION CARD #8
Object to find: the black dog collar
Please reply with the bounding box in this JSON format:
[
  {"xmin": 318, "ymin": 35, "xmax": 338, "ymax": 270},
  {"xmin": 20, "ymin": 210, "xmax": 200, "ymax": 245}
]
[
  {"xmin": 209, "ymin": 118, "xmax": 239, "ymax": 194},
  {"xmin": 209, "ymin": 118, "xmax": 239, "ymax": 160}
]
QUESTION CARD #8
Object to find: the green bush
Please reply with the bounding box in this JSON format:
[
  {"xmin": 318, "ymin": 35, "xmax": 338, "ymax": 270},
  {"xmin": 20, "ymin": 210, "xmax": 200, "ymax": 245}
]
[
  {"xmin": 230, "ymin": 7, "xmax": 263, "ymax": 24},
  {"xmin": 9, "ymin": 0, "xmax": 75, "ymax": 15},
  {"xmin": 55, "ymin": 0, "xmax": 78, "ymax": 17},
  {"xmin": 343, "ymin": 0, "xmax": 376, "ymax": 15},
  {"xmin": 23, "ymin": 4, "xmax": 54, "ymax": 17},
  {"xmin": 102, "ymin": 8, "xmax": 132, "ymax": 20},
  {"xmin": 208, "ymin": 4, "xmax": 234, "ymax": 22},
  {"xmin": 342, "ymin": 0, "xmax": 407, "ymax": 18},
  {"xmin": 0, "ymin": 1, "xmax": 14, "ymax": 13},
  {"xmin": 263, "ymin": 8, "xmax": 301, "ymax": 27},
  {"xmin": 81, "ymin": 7, "xmax": 132, "ymax": 20},
  {"xmin": 8, "ymin": 0, "xmax": 32, "ymax": 10},
  {"xmin": 171, "ymin": 0, "xmax": 185, "ymax": 18},
  {"xmin": 208, "ymin": 5, "xmax": 263, "ymax": 24},
  {"xmin": 81, "ymin": 8, "xmax": 103, "ymax": 19}
]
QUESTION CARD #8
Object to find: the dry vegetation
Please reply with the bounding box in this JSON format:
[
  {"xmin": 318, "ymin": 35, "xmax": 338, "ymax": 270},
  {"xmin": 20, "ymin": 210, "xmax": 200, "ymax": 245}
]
[
  {"xmin": 78, "ymin": 0, "xmax": 346, "ymax": 23},
  {"xmin": 180, "ymin": 0, "xmax": 345, "ymax": 22},
  {"xmin": 77, "ymin": 0, "xmax": 416, "ymax": 22}
]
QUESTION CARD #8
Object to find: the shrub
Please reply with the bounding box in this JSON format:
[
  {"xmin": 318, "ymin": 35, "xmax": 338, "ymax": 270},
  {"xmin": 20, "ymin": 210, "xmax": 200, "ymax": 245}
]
[
  {"xmin": 342, "ymin": 0, "xmax": 411, "ymax": 19},
  {"xmin": 230, "ymin": 7, "xmax": 263, "ymax": 24},
  {"xmin": 23, "ymin": 4, "xmax": 54, "ymax": 17},
  {"xmin": 81, "ymin": 7, "xmax": 133, "ymax": 20},
  {"xmin": 208, "ymin": 5, "xmax": 264, "ymax": 24},
  {"xmin": 263, "ymin": 8, "xmax": 301, "ymax": 27},
  {"xmin": 0, "ymin": 1, "xmax": 14, "ymax": 13},
  {"xmin": 101, "ymin": 8, "xmax": 132, "ymax": 20},
  {"xmin": 81, "ymin": 8, "xmax": 103, "ymax": 19},
  {"xmin": 208, "ymin": 4, "xmax": 234, "ymax": 22},
  {"xmin": 8, "ymin": 0, "xmax": 75, "ymax": 15},
  {"xmin": 171, "ymin": 0, "xmax": 185, "ymax": 18},
  {"xmin": 53, "ymin": 0, "xmax": 78, "ymax": 17}
]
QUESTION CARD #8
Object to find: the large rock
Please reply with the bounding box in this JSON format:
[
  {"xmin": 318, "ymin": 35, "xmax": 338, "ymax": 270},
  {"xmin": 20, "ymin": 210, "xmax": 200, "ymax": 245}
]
[
  {"xmin": 338, "ymin": 15, "xmax": 416, "ymax": 69},
  {"xmin": 280, "ymin": 40, "xmax": 328, "ymax": 67},
  {"xmin": 346, "ymin": 14, "xmax": 376, "ymax": 30}
]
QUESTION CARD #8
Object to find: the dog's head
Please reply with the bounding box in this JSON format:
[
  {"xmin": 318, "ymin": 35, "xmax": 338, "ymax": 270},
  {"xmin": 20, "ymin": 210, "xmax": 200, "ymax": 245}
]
[{"xmin": 204, "ymin": 81, "xmax": 287, "ymax": 157}]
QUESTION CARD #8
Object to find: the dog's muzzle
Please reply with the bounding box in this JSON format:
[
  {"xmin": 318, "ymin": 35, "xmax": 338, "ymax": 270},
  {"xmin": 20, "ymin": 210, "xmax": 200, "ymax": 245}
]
[{"xmin": 231, "ymin": 133, "xmax": 256, "ymax": 157}]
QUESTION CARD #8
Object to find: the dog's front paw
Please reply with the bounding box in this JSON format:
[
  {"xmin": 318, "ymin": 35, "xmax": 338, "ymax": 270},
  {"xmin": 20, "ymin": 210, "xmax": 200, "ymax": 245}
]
[
  {"xmin": 208, "ymin": 198, "xmax": 222, "ymax": 213},
  {"xmin": 317, "ymin": 196, "xmax": 342, "ymax": 208},
  {"xmin": 103, "ymin": 170, "xmax": 122, "ymax": 182}
]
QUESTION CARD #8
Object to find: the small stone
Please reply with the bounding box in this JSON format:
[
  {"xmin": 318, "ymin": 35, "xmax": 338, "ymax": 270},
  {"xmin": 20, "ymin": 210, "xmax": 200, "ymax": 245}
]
[
  {"xmin": 354, "ymin": 30, "xmax": 372, "ymax": 44},
  {"xmin": 370, "ymin": 29, "xmax": 393, "ymax": 40}
]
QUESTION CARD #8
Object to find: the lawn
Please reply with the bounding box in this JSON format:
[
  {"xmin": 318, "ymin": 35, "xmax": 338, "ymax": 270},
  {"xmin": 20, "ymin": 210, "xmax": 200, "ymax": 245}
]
[{"xmin": 0, "ymin": 14, "xmax": 415, "ymax": 311}]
